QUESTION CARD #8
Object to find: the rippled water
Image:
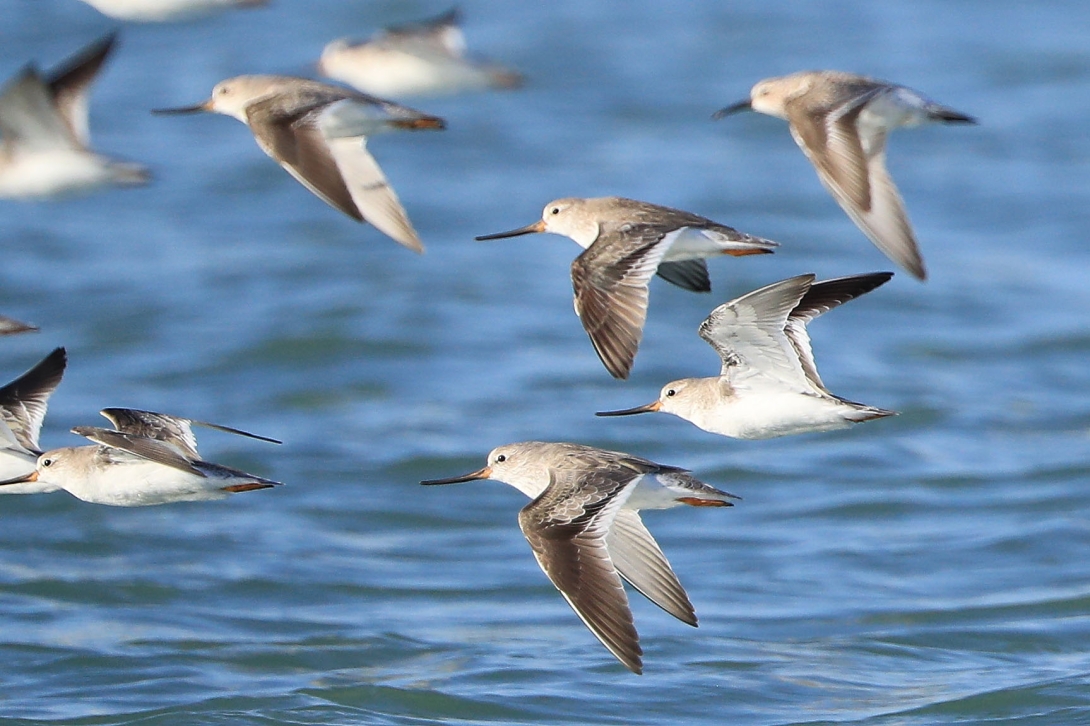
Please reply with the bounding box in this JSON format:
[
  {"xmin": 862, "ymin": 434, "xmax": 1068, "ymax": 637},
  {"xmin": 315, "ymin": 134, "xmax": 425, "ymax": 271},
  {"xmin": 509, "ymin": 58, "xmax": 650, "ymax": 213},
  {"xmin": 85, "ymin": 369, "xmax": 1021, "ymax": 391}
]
[{"xmin": 3, "ymin": 1, "xmax": 1090, "ymax": 724}]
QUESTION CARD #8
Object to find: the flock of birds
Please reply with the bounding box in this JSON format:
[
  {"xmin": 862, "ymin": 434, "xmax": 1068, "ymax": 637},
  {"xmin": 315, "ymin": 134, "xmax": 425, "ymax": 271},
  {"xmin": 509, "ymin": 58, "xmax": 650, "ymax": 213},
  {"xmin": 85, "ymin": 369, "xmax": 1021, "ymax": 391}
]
[{"xmin": 4, "ymin": 1, "xmax": 977, "ymax": 674}]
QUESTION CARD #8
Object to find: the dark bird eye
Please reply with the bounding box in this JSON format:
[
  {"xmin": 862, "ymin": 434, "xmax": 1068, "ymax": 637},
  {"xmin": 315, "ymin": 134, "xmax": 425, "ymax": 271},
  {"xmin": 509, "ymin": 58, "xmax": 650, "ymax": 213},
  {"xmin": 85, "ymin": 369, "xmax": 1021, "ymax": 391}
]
[
  {"xmin": 665, "ymin": 389, "xmax": 676, "ymax": 397},
  {"xmin": 495, "ymin": 454, "xmax": 507, "ymax": 463},
  {"xmin": 41, "ymin": 458, "xmax": 52, "ymax": 467},
  {"xmin": 550, "ymin": 207, "xmax": 559, "ymax": 215}
]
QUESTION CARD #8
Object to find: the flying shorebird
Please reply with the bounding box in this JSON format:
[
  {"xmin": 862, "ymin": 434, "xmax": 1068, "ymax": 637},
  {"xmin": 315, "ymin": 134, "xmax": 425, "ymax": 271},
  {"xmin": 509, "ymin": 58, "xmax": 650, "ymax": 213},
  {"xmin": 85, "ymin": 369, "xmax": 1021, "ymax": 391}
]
[
  {"xmin": 715, "ymin": 71, "xmax": 976, "ymax": 281},
  {"xmin": 75, "ymin": 0, "xmax": 268, "ymax": 22},
  {"xmin": 0, "ymin": 408, "xmax": 281, "ymax": 506},
  {"xmin": 476, "ymin": 196, "xmax": 778, "ymax": 379},
  {"xmin": 0, "ymin": 316, "xmax": 37, "ymax": 336},
  {"xmin": 597, "ymin": 273, "xmax": 896, "ymax": 438},
  {"xmin": 0, "ymin": 348, "xmax": 67, "ymax": 494},
  {"xmin": 154, "ymin": 75, "xmax": 445, "ymax": 253},
  {"xmin": 318, "ymin": 7, "xmax": 523, "ymax": 98},
  {"xmin": 0, "ymin": 33, "xmax": 149, "ymax": 199},
  {"xmin": 422, "ymin": 441, "xmax": 738, "ymax": 674}
]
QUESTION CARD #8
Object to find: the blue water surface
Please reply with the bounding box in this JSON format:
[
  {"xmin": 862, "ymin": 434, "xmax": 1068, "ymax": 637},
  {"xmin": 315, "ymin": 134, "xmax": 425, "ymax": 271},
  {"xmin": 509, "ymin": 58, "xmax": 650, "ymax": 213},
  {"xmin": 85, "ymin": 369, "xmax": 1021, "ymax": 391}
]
[{"xmin": 1, "ymin": 1, "xmax": 1090, "ymax": 724}]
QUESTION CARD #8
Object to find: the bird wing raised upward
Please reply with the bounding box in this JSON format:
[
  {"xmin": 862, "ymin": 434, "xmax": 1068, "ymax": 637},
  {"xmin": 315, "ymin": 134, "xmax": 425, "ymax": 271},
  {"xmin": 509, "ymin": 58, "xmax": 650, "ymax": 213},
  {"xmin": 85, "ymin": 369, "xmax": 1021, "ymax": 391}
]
[
  {"xmin": 99, "ymin": 408, "xmax": 280, "ymax": 460},
  {"xmin": 0, "ymin": 67, "xmax": 80, "ymax": 153},
  {"xmin": 71, "ymin": 426, "xmax": 205, "ymax": 476},
  {"xmin": 382, "ymin": 7, "xmax": 467, "ymax": 58},
  {"xmin": 784, "ymin": 272, "xmax": 893, "ymax": 393},
  {"xmin": 606, "ymin": 508, "xmax": 696, "ymax": 626},
  {"xmin": 0, "ymin": 347, "xmax": 66, "ymax": 453},
  {"xmin": 46, "ymin": 32, "xmax": 116, "ymax": 149},
  {"xmin": 698, "ymin": 274, "xmax": 815, "ymax": 393},
  {"xmin": 246, "ymin": 96, "xmax": 365, "ymax": 223}
]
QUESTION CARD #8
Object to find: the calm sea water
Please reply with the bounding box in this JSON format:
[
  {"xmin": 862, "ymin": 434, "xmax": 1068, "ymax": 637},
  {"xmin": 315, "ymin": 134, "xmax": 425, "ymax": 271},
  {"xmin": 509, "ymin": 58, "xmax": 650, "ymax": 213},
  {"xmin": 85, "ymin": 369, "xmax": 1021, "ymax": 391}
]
[{"xmin": 2, "ymin": 1, "xmax": 1090, "ymax": 724}]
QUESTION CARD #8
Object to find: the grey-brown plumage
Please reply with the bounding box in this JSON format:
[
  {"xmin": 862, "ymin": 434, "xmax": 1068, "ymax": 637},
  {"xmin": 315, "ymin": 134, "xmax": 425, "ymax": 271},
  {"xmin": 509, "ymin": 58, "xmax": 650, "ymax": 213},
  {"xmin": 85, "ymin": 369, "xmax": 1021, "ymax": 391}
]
[
  {"xmin": 421, "ymin": 441, "xmax": 737, "ymax": 673},
  {"xmin": 476, "ymin": 196, "xmax": 777, "ymax": 379},
  {"xmin": 154, "ymin": 75, "xmax": 445, "ymax": 252},
  {"xmin": 716, "ymin": 71, "xmax": 976, "ymax": 280}
]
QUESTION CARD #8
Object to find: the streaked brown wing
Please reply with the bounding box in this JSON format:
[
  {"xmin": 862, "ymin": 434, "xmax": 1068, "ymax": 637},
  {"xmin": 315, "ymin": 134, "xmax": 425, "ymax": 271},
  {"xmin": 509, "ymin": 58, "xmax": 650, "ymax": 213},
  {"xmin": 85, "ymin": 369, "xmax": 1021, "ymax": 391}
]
[
  {"xmin": 518, "ymin": 463, "xmax": 646, "ymax": 673},
  {"xmin": 570, "ymin": 230, "xmax": 672, "ymax": 380},
  {"xmin": 246, "ymin": 97, "xmax": 363, "ymax": 221},
  {"xmin": 0, "ymin": 347, "xmax": 66, "ymax": 452},
  {"xmin": 71, "ymin": 426, "xmax": 205, "ymax": 476}
]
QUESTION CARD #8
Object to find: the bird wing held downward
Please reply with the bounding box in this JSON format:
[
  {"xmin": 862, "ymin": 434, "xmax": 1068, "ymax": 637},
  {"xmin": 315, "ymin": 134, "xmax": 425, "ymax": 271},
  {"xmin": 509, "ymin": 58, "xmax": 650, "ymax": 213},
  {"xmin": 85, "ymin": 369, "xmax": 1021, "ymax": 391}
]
[
  {"xmin": 606, "ymin": 508, "xmax": 696, "ymax": 626},
  {"xmin": 654, "ymin": 259, "xmax": 711, "ymax": 293},
  {"xmin": 71, "ymin": 426, "xmax": 205, "ymax": 476},
  {"xmin": 325, "ymin": 136, "xmax": 423, "ymax": 252},
  {"xmin": 783, "ymin": 272, "xmax": 893, "ymax": 393},
  {"xmin": 699, "ymin": 274, "xmax": 815, "ymax": 393},
  {"xmin": 518, "ymin": 464, "xmax": 643, "ymax": 673},
  {"xmin": 246, "ymin": 94, "xmax": 364, "ymax": 222},
  {"xmin": 785, "ymin": 86, "xmax": 924, "ymax": 280},
  {"xmin": 571, "ymin": 227, "xmax": 674, "ymax": 379},
  {"xmin": 0, "ymin": 347, "xmax": 66, "ymax": 453}
]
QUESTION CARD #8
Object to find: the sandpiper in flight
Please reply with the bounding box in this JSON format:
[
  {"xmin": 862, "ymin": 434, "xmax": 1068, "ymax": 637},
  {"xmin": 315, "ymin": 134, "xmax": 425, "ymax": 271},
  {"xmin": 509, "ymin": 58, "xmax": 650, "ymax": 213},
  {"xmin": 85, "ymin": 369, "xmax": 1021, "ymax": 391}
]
[
  {"xmin": 422, "ymin": 441, "xmax": 737, "ymax": 674},
  {"xmin": 476, "ymin": 196, "xmax": 778, "ymax": 379},
  {"xmin": 715, "ymin": 71, "xmax": 976, "ymax": 280},
  {"xmin": 154, "ymin": 75, "xmax": 445, "ymax": 253},
  {"xmin": 0, "ymin": 408, "xmax": 281, "ymax": 506},
  {"xmin": 318, "ymin": 8, "xmax": 523, "ymax": 98},
  {"xmin": 0, "ymin": 33, "xmax": 149, "ymax": 199},
  {"xmin": 598, "ymin": 273, "xmax": 896, "ymax": 438}
]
